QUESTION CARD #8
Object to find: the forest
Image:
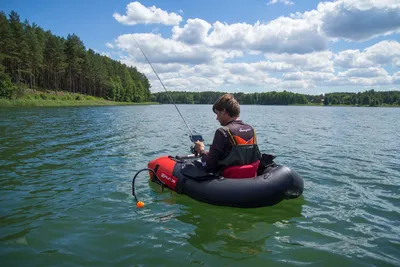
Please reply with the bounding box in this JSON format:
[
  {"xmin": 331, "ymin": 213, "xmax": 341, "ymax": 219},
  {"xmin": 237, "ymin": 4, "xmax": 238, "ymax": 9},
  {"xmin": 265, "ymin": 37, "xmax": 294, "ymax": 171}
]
[
  {"xmin": 152, "ymin": 90, "xmax": 400, "ymax": 106},
  {"xmin": 0, "ymin": 11, "xmax": 151, "ymax": 102},
  {"xmin": 323, "ymin": 90, "xmax": 400, "ymax": 106}
]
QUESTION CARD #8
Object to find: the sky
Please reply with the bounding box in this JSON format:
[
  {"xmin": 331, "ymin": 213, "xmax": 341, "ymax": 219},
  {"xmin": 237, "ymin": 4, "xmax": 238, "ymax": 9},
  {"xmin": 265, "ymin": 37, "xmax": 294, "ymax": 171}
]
[{"xmin": 2, "ymin": 0, "xmax": 400, "ymax": 95}]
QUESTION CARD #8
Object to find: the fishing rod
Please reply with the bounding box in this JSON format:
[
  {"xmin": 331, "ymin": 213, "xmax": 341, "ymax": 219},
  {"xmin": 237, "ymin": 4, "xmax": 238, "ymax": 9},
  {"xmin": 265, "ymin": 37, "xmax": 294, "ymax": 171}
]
[
  {"xmin": 131, "ymin": 38, "xmax": 207, "ymax": 208},
  {"xmin": 133, "ymin": 37, "xmax": 197, "ymax": 139}
]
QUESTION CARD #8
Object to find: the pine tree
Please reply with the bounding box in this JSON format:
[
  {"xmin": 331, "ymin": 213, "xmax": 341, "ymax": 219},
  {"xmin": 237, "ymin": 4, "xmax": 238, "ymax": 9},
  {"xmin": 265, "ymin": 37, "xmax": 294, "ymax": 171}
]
[
  {"xmin": 0, "ymin": 12, "xmax": 13, "ymax": 74},
  {"xmin": 64, "ymin": 34, "xmax": 85, "ymax": 92},
  {"xmin": 24, "ymin": 22, "xmax": 43, "ymax": 88},
  {"xmin": 8, "ymin": 11, "xmax": 25, "ymax": 83},
  {"xmin": 44, "ymin": 35, "xmax": 65, "ymax": 90}
]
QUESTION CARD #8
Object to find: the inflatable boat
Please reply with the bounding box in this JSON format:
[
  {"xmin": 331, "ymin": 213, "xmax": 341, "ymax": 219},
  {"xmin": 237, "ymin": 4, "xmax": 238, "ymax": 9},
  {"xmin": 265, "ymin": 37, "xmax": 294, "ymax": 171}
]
[{"xmin": 141, "ymin": 154, "xmax": 304, "ymax": 208}]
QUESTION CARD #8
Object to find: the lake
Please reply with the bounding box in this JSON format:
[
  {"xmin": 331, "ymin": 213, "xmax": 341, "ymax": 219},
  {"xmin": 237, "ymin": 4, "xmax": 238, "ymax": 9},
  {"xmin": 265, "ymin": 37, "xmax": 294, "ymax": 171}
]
[{"xmin": 1, "ymin": 105, "xmax": 399, "ymax": 266}]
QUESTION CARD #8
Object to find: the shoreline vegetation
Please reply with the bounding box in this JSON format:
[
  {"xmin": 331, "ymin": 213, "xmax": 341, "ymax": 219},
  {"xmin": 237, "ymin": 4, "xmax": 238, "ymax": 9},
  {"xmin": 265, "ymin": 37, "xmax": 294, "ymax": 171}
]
[
  {"xmin": 0, "ymin": 99, "xmax": 156, "ymax": 107},
  {"xmin": 150, "ymin": 90, "xmax": 400, "ymax": 107},
  {"xmin": 1, "ymin": 11, "xmax": 399, "ymax": 108},
  {"xmin": 0, "ymin": 89, "xmax": 157, "ymax": 107},
  {"xmin": 1, "ymin": 88, "xmax": 399, "ymax": 108}
]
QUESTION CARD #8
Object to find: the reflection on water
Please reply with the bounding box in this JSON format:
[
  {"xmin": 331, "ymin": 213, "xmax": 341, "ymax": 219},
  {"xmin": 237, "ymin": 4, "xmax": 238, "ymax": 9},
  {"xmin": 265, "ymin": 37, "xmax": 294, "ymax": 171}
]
[{"xmin": 174, "ymin": 198, "xmax": 305, "ymax": 260}]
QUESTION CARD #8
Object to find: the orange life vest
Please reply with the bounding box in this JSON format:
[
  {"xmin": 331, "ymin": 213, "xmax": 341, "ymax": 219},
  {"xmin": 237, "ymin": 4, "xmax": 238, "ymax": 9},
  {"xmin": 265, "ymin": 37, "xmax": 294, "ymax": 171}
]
[{"xmin": 218, "ymin": 126, "xmax": 261, "ymax": 178}]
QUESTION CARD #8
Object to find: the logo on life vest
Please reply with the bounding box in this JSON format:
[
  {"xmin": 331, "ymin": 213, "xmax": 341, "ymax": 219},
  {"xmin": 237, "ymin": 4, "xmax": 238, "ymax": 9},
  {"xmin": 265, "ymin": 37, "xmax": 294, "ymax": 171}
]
[
  {"xmin": 239, "ymin": 128, "xmax": 251, "ymax": 132},
  {"xmin": 160, "ymin": 172, "xmax": 176, "ymax": 184}
]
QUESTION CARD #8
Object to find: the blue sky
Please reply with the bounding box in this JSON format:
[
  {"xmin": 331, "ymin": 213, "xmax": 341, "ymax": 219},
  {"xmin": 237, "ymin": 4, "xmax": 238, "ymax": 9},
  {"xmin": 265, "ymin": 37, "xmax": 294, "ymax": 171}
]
[{"xmin": 2, "ymin": 0, "xmax": 400, "ymax": 94}]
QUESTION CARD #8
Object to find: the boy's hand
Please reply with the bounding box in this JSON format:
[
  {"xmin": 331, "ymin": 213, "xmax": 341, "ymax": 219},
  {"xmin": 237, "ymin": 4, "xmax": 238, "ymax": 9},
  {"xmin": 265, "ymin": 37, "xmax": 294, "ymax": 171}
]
[{"xmin": 194, "ymin": 141, "xmax": 205, "ymax": 153}]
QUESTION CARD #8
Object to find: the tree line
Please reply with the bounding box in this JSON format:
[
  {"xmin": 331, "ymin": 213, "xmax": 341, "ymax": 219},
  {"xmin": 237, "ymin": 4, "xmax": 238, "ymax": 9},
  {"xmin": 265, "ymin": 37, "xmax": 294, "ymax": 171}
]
[
  {"xmin": 152, "ymin": 90, "xmax": 400, "ymax": 106},
  {"xmin": 323, "ymin": 90, "xmax": 400, "ymax": 106},
  {"xmin": 0, "ymin": 11, "xmax": 151, "ymax": 102},
  {"xmin": 152, "ymin": 91, "xmax": 321, "ymax": 105}
]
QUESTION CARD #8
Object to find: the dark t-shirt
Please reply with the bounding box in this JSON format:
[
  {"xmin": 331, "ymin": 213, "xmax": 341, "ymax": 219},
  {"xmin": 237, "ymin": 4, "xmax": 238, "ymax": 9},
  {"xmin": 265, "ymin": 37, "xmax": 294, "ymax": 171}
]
[{"xmin": 201, "ymin": 120, "xmax": 255, "ymax": 172}]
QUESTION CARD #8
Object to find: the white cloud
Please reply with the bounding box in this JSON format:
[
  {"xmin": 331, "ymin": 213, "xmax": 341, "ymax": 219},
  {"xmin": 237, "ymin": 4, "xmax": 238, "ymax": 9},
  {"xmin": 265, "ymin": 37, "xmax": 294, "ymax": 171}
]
[
  {"xmin": 153, "ymin": 75, "xmax": 224, "ymax": 92},
  {"xmin": 172, "ymin": 19, "xmax": 211, "ymax": 45},
  {"xmin": 151, "ymin": 63, "xmax": 186, "ymax": 74},
  {"xmin": 210, "ymin": 19, "xmax": 326, "ymax": 54},
  {"xmin": 338, "ymin": 67, "xmax": 389, "ymax": 78},
  {"xmin": 115, "ymin": 37, "xmax": 398, "ymax": 93},
  {"xmin": 253, "ymin": 61, "xmax": 295, "ymax": 72},
  {"xmin": 167, "ymin": 0, "xmax": 400, "ymax": 55},
  {"xmin": 280, "ymin": 80, "xmax": 315, "ymax": 90},
  {"xmin": 334, "ymin": 49, "xmax": 374, "ymax": 68},
  {"xmin": 105, "ymin": 42, "xmax": 114, "ymax": 49},
  {"xmin": 265, "ymin": 51, "xmax": 334, "ymax": 72},
  {"xmin": 192, "ymin": 64, "xmax": 229, "ymax": 78},
  {"xmin": 115, "ymin": 33, "xmax": 215, "ymax": 65},
  {"xmin": 335, "ymin": 40, "xmax": 400, "ymax": 68},
  {"xmin": 317, "ymin": 0, "xmax": 400, "ymax": 41},
  {"xmin": 348, "ymin": 76, "xmax": 392, "ymax": 86},
  {"xmin": 267, "ymin": 0, "xmax": 294, "ymax": 6},
  {"xmin": 171, "ymin": 19, "xmax": 327, "ymax": 54},
  {"xmin": 116, "ymin": 39, "xmax": 397, "ymax": 93},
  {"xmin": 225, "ymin": 63, "xmax": 254, "ymax": 75},
  {"xmin": 364, "ymin": 40, "xmax": 400, "ymax": 66},
  {"xmin": 113, "ymin": 1, "xmax": 182, "ymax": 25},
  {"xmin": 283, "ymin": 71, "xmax": 335, "ymax": 81},
  {"xmin": 116, "ymin": 33, "xmax": 243, "ymax": 64}
]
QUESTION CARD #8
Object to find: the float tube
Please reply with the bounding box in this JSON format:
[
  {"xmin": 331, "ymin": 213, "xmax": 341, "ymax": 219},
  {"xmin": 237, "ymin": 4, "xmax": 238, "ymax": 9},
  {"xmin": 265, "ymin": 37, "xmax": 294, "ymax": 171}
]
[{"xmin": 144, "ymin": 154, "xmax": 304, "ymax": 208}]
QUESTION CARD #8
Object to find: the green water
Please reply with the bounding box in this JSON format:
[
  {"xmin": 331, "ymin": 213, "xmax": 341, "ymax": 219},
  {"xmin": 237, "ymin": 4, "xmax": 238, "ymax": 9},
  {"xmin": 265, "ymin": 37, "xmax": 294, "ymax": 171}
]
[{"xmin": 1, "ymin": 105, "xmax": 399, "ymax": 266}]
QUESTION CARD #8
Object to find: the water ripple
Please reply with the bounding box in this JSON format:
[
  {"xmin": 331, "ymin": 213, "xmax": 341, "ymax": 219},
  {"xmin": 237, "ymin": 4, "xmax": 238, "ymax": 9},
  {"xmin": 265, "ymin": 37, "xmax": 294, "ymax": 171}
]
[{"xmin": 1, "ymin": 105, "xmax": 399, "ymax": 266}]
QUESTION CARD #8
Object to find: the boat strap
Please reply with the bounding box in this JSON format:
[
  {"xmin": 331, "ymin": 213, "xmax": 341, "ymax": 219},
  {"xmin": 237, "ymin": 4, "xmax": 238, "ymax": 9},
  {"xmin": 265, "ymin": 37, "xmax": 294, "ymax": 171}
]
[
  {"xmin": 154, "ymin": 164, "xmax": 160, "ymax": 175},
  {"xmin": 175, "ymin": 176, "xmax": 187, "ymax": 194}
]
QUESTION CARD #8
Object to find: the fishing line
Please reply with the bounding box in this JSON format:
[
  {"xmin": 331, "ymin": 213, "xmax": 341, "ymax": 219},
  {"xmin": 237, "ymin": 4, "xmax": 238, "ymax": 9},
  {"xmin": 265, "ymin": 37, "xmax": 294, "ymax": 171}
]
[{"xmin": 133, "ymin": 37, "xmax": 194, "ymax": 137}]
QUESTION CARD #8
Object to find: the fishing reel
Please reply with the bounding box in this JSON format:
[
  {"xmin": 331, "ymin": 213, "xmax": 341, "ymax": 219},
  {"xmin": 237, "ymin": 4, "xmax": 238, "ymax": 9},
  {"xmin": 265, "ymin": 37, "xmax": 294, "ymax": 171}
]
[{"xmin": 190, "ymin": 146, "xmax": 196, "ymax": 155}]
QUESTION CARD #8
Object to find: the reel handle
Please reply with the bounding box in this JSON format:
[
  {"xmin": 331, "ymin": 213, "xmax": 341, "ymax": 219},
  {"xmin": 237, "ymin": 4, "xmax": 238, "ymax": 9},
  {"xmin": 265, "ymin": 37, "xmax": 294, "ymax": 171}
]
[{"xmin": 189, "ymin": 134, "xmax": 204, "ymax": 156}]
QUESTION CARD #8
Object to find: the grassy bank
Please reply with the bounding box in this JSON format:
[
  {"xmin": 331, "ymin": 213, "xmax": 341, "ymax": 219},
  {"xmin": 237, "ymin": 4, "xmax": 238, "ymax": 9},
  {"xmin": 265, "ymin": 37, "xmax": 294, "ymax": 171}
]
[
  {"xmin": 0, "ymin": 90, "xmax": 158, "ymax": 107},
  {"xmin": 0, "ymin": 98, "xmax": 159, "ymax": 107}
]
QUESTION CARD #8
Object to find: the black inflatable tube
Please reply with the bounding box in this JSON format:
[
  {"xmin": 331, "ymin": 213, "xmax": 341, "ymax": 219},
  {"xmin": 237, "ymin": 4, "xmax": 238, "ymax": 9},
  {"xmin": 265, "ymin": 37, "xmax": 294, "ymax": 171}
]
[{"xmin": 175, "ymin": 165, "xmax": 304, "ymax": 208}]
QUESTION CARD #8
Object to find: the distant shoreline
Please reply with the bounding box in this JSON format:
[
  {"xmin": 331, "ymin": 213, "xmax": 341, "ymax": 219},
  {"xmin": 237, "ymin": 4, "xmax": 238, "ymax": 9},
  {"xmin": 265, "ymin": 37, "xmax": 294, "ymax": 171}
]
[
  {"xmin": 151, "ymin": 90, "xmax": 400, "ymax": 107},
  {"xmin": 156, "ymin": 103, "xmax": 399, "ymax": 108},
  {"xmin": 1, "ymin": 88, "xmax": 399, "ymax": 108},
  {"xmin": 3, "ymin": 99, "xmax": 398, "ymax": 108}
]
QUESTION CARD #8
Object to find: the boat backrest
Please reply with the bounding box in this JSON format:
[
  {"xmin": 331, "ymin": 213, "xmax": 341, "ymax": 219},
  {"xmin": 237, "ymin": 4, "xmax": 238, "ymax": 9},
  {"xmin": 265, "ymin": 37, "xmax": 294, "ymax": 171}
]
[{"xmin": 221, "ymin": 160, "xmax": 260, "ymax": 179}]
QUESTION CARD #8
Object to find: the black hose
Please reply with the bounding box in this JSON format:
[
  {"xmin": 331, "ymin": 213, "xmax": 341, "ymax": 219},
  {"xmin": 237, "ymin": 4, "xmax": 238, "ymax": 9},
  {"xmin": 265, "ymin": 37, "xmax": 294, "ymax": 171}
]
[{"xmin": 131, "ymin": 168, "xmax": 166, "ymax": 203}]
